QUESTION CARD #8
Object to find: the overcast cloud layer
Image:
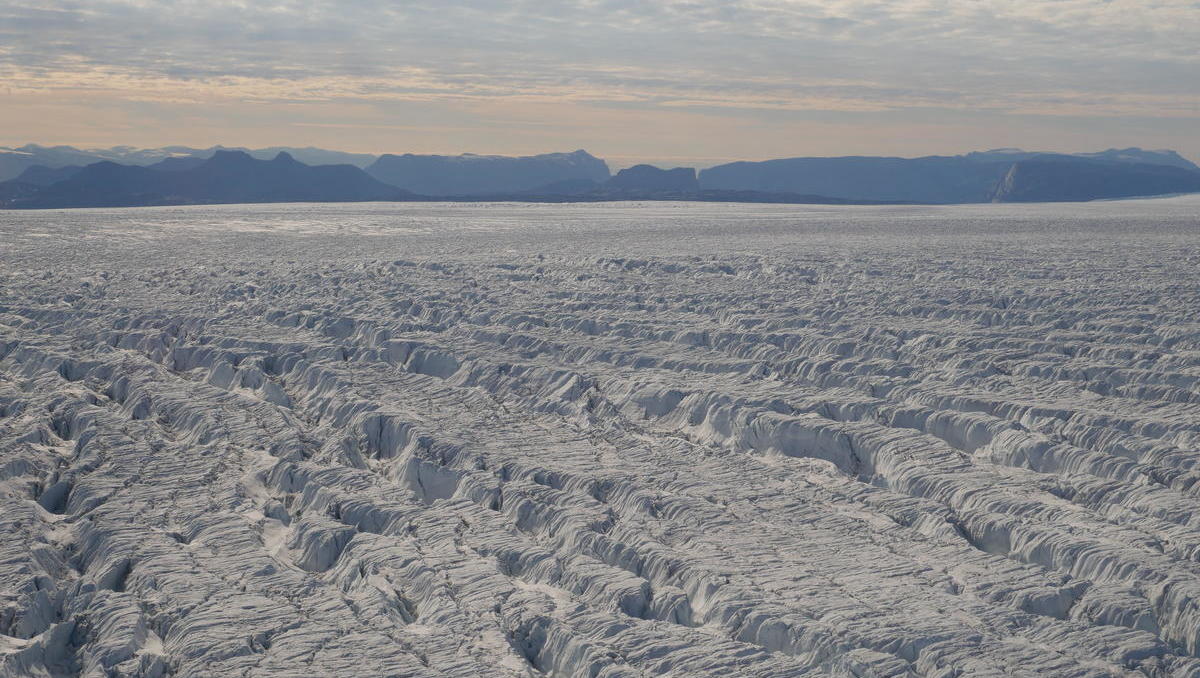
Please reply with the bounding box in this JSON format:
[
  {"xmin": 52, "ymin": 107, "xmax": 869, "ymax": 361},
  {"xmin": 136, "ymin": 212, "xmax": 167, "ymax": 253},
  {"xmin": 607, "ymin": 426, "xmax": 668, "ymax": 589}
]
[{"xmin": 1, "ymin": 0, "xmax": 1198, "ymax": 164}]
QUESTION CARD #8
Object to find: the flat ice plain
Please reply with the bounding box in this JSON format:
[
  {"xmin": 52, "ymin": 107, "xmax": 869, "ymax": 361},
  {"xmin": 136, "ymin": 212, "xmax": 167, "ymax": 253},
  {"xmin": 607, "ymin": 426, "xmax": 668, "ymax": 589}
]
[{"xmin": 3, "ymin": 197, "xmax": 1200, "ymax": 678}]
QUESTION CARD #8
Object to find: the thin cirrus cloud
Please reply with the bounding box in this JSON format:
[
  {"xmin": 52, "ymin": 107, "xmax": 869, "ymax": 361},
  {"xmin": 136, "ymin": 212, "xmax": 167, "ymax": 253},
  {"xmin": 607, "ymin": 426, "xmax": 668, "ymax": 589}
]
[{"xmin": 1, "ymin": 0, "xmax": 1198, "ymax": 163}]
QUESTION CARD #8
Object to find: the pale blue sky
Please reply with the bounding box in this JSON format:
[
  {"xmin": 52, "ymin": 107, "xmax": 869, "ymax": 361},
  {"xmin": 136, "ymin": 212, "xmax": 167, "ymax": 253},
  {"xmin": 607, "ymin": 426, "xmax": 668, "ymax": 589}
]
[{"xmin": 2, "ymin": 0, "xmax": 1197, "ymax": 166}]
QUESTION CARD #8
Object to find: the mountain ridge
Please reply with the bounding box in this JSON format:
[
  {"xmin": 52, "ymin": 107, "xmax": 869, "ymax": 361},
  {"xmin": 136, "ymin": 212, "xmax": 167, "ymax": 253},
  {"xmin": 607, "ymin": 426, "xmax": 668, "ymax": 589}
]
[
  {"xmin": 698, "ymin": 149, "xmax": 1200, "ymax": 204},
  {"xmin": 990, "ymin": 156, "xmax": 1200, "ymax": 203},
  {"xmin": 5, "ymin": 151, "xmax": 410, "ymax": 209},
  {"xmin": 365, "ymin": 150, "xmax": 611, "ymax": 196},
  {"xmin": 4, "ymin": 142, "xmax": 1194, "ymax": 182},
  {"xmin": 2, "ymin": 145, "xmax": 1198, "ymax": 208}
]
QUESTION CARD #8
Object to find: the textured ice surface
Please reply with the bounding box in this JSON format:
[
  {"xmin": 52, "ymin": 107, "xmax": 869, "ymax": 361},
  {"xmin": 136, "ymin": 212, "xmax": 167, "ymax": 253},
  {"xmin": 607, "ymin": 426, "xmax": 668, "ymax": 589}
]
[{"xmin": 2, "ymin": 198, "xmax": 1200, "ymax": 677}]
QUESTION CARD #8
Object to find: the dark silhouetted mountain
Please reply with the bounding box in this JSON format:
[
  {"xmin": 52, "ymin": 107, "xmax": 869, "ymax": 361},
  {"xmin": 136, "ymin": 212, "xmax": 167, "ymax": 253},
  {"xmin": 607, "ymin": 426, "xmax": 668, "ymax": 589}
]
[
  {"xmin": 0, "ymin": 180, "xmax": 40, "ymax": 204},
  {"xmin": 11, "ymin": 163, "xmax": 164, "ymax": 208},
  {"xmin": 6, "ymin": 142, "xmax": 1200, "ymax": 208},
  {"xmin": 149, "ymin": 156, "xmax": 208, "ymax": 172},
  {"xmin": 962, "ymin": 148, "xmax": 1046, "ymax": 163},
  {"xmin": 487, "ymin": 164, "xmax": 870, "ymax": 202},
  {"xmin": 700, "ymin": 149, "xmax": 1200, "ymax": 203},
  {"xmin": 606, "ymin": 165, "xmax": 699, "ymax": 193},
  {"xmin": 15, "ymin": 164, "xmax": 84, "ymax": 186},
  {"xmin": 168, "ymin": 145, "xmax": 377, "ymax": 168},
  {"xmin": 700, "ymin": 155, "xmax": 1015, "ymax": 203},
  {"xmin": 9, "ymin": 151, "xmax": 411, "ymax": 209},
  {"xmin": 0, "ymin": 144, "xmax": 379, "ymax": 181},
  {"xmin": 470, "ymin": 170, "xmax": 906, "ymax": 204},
  {"xmin": 366, "ymin": 150, "xmax": 610, "ymax": 196},
  {"xmin": 0, "ymin": 146, "xmax": 111, "ymax": 182},
  {"xmin": 990, "ymin": 157, "xmax": 1200, "ymax": 202},
  {"xmin": 523, "ymin": 178, "xmax": 602, "ymax": 196},
  {"xmin": 248, "ymin": 146, "xmax": 377, "ymax": 168},
  {"xmin": 1075, "ymin": 148, "xmax": 1199, "ymax": 172}
]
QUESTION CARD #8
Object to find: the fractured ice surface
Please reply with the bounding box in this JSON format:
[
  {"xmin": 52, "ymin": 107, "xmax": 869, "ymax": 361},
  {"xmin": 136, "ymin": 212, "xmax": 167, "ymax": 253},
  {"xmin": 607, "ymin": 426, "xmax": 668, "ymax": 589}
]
[{"xmin": 2, "ymin": 198, "xmax": 1200, "ymax": 677}]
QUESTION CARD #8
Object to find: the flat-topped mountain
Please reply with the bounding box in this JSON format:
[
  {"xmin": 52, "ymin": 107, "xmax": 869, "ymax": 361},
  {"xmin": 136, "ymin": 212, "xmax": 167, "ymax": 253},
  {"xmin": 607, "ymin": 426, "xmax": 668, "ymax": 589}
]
[
  {"xmin": 990, "ymin": 156, "xmax": 1200, "ymax": 203},
  {"xmin": 7, "ymin": 151, "xmax": 410, "ymax": 208},
  {"xmin": 700, "ymin": 148, "xmax": 1200, "ymax": 203},
  {"xmin": 699, "ymin": 155, "xmax": 1009, "ymax": 203},
  {"xmin": 606, "ymin": 165, "xmax": 699, "ymax": 193},
  {"xmin": 366, "ymin": 150, "xmax": 611, "ymax": 196},
  {"xmin": 1075, "ymin": 148, "xmax": 1199, "ymax": 171},
  {"xmin": 962, "ymin": 147, "xmax": 1200, "ymax": 171}
]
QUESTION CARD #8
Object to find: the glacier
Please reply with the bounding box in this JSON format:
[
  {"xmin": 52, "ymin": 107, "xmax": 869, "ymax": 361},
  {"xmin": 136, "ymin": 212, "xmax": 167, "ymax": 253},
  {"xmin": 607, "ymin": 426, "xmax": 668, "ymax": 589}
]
[{"xmin": 2, "ymin": 197, "xmax": 1200, "ymax": 677}]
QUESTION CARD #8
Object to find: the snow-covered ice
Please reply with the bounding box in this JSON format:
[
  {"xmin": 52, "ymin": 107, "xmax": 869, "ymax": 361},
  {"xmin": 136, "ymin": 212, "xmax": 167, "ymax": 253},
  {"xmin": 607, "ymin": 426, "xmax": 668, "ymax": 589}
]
[{"xmin": 2, "ymin": 198, "xmax": 1200, "ymax": 677}]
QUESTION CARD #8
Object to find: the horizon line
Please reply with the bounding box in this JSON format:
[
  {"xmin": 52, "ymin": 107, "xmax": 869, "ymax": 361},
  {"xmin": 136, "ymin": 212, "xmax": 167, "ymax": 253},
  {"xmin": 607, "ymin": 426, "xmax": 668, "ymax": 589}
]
[{"xmin": 2, "ymin": 141, "xmax": 1195, "ymax": 171}]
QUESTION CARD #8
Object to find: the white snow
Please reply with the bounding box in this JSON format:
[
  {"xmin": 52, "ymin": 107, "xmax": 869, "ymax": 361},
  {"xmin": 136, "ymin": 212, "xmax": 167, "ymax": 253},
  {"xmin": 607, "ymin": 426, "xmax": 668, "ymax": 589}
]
[{"xmin": 2, "ymin": 197, "xmax": 1200, "ymax": 677}]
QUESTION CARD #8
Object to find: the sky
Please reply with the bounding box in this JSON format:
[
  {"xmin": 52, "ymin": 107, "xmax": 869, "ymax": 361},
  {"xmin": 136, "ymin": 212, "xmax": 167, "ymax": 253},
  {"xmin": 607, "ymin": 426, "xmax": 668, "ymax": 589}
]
[{"xmin": 1, "ymin": 0, "xmax": 1198, "ymax": 168}]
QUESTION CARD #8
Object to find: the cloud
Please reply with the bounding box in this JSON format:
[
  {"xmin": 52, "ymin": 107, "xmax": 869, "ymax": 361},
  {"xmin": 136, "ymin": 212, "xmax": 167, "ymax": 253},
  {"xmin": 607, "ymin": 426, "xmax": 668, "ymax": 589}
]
[{"xmin": 1, "ymin": 0, "xmax": 1197, "ymax": 158}]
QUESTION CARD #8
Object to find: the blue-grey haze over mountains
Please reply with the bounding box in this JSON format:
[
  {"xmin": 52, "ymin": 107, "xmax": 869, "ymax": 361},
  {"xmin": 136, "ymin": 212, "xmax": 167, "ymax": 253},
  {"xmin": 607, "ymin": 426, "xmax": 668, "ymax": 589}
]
[
  {"xmin": 3, "ymin": 143, "xmax": 1198, "ymax": 206},
  {"xmin": 1, "ymin": 0, "xmax": 1197, "ymax": 165}
]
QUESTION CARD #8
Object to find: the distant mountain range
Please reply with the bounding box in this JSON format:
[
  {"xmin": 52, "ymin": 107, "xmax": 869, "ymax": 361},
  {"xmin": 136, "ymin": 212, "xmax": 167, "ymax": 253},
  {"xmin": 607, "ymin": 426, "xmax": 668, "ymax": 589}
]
[
  {"xmin": 1, "ymin": 143, "xmax": 1197, "ymax": 208},
  {"xmin": 0, "ymin": 144, "xmax": 377, "ymax": 183},
  {"xmin": 366, "ymin": 150, "xmax": 611, "ymax": 196},
  {"xmin": 7, "ymin": 151, "xmax": 407, "ymax": 209},
  {"xmin": 989, "ymin": 156, "xmax": 1200, "ymax": 202},
  {"xmin": 697, "ymin": 148, "xmax": 1200, "ymax": 203}
]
